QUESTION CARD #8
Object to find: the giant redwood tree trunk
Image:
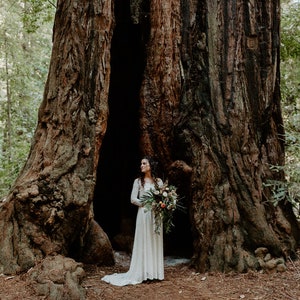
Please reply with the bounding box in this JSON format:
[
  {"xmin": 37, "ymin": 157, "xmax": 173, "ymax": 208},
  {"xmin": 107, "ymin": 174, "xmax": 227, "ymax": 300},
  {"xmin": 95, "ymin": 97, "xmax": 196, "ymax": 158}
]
[
  {"xmin": 0, "ymin": 0, "xmax": 299, "ymax": 275},
  {"xmin": 0, "ymin": 0, "xmax": 115, "ymax": 274},
  {"xmin": 139, "ymin": 0, "xmax": 300, "ymax": 272}
]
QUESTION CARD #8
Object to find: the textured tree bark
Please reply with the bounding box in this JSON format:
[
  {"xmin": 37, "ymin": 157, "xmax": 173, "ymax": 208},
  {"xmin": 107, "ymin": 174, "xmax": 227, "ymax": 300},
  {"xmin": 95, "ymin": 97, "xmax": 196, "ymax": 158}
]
[
  {"xmin": 0, "ymin": 0, "xmax": 115, "ymax": 274},
  {"xmin": 140, "ymin": 0, "xmax": 300, "ymax": 272},
  {"xmin": 140, "ymin": 0, "xmax": 182, "ymax": 165}
]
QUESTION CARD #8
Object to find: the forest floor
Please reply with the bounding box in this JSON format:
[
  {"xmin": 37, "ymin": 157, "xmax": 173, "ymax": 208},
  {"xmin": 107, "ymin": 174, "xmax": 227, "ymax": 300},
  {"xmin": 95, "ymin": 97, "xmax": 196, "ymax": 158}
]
[{"xmin": 1, "ymin": 251, "xmax": 300, "ymax": 300}]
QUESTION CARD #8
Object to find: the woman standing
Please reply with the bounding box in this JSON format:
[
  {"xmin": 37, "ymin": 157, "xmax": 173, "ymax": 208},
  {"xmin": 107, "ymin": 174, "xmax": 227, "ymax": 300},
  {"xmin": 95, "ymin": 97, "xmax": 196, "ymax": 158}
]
[{"xmin": 101, "ymin": 156, "xmax": 164, "ymax": 286}]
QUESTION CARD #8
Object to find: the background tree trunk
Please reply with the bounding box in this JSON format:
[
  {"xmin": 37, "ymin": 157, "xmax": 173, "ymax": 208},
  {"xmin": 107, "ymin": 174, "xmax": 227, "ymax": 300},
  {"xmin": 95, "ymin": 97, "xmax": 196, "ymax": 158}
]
[
  {"xmin": 0, "ymin": 0, "xmax": 299, "ymax": 275},
  {"xmin": 0, "ymin": 0, "xmax": 115, "ymax": 274},
  {"xmin": 3, "ymin": 34, "xmax": 12, "ymax": 161}
]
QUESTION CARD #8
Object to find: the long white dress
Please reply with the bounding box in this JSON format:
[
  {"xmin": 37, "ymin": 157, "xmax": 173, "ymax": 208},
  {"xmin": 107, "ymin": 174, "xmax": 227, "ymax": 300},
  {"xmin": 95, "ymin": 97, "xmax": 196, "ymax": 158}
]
[{"xmin": 101, "ymin": 178, "xmax": 164, "ymax": 286}]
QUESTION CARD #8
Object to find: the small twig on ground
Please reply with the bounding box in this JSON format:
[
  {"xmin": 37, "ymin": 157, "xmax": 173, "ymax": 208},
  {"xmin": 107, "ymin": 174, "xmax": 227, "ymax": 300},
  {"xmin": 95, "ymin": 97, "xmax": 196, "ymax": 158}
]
[{"xmin": 287, "ymin": 256, "xmax": 300, "ymax": 280}]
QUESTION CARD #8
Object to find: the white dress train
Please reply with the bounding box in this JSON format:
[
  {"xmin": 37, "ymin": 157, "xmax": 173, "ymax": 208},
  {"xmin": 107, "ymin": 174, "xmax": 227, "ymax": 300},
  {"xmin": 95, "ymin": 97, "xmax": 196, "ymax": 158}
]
[{"xmin": 101, "ymin": 178, "xmax": 164, "ymax": 286}]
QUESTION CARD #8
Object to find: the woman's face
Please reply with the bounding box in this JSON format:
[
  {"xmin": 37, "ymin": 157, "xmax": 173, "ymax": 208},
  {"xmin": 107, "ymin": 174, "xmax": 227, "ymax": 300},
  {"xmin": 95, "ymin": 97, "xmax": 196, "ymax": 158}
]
[{"xmin": 140, "ymin": 159, "xmax": 151, "ymax": 173}]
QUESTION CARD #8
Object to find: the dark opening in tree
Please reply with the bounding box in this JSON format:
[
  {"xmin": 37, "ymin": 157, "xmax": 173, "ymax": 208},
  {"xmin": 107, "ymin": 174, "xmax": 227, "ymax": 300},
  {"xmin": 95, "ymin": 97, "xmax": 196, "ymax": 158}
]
[{"xmin": 94, "ymin": 0, "xmax": 143, "ymax": 243}]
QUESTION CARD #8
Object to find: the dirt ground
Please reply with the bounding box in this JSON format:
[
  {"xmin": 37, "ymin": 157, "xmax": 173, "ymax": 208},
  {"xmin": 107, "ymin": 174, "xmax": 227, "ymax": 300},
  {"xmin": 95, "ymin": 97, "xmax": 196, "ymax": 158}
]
[{"xmin": 1, "ymin": 251, "xmax": 300, "ymax": 300}]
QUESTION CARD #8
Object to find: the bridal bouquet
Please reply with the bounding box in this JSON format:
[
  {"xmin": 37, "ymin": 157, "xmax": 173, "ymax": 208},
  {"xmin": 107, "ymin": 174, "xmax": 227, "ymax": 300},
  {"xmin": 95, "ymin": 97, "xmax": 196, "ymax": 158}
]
[{"xmin": 141, "ymin": 181, "xmax": 180, "ymax": 234}]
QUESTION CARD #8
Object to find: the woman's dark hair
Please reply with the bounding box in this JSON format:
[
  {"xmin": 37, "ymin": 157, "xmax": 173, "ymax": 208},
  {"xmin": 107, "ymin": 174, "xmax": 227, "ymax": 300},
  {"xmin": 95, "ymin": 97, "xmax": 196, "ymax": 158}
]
[{"xmin": 140, "ymin": 156, "xmax": 159, "ymax": 187}]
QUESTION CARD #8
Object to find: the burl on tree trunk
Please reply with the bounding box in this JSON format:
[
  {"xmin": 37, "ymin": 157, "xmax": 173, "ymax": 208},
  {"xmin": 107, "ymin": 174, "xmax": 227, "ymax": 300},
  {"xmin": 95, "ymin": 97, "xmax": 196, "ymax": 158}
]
[{"xmin": 0, "ymin": 0, "xmax": 299, "ymax": 275}]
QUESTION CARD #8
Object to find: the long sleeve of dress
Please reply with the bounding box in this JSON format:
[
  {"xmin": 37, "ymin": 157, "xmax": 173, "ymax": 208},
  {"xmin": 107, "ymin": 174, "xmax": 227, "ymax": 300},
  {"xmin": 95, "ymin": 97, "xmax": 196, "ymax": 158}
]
[{"xmin": 130, "ymin": 178, "xmax": 142, "ymax": 207}]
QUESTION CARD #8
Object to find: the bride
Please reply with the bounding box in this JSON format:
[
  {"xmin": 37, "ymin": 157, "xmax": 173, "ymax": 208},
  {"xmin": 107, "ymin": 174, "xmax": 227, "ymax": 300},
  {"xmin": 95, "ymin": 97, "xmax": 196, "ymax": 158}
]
[{"xmin": 101, "ymin": 156, "xmax": 164, "ymax": 286}]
